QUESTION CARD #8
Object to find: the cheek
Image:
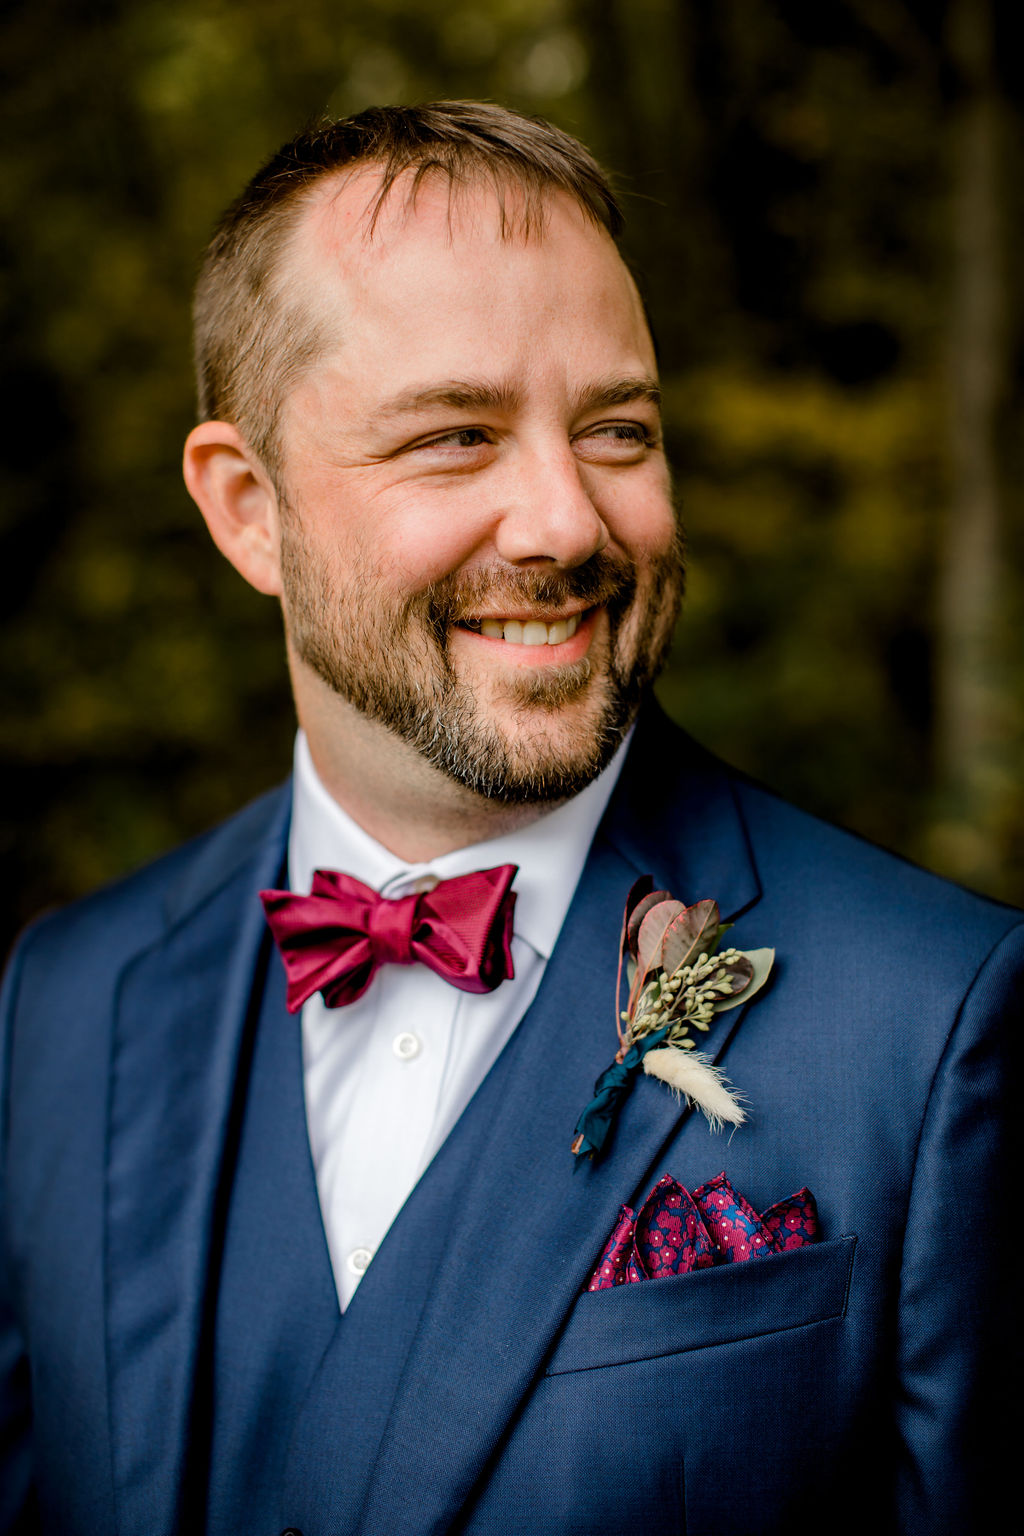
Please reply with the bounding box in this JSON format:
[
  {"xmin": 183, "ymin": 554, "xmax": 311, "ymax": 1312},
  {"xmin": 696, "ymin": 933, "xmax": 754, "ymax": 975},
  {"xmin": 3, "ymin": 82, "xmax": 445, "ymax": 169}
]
[
  {"xmin": 376, "ymin": 526, "xmax": 483, "ymax": 593},
  {"xmin": 290, "ymin": 482, "xmax": 476, "ymax": 595},
  {"xmin": 364, "ymin": 487, "xmax": 492, "ymax": 591},
  {"xmin": 600, "ymin": 475, "xmax": 678, "ymax": 559}
]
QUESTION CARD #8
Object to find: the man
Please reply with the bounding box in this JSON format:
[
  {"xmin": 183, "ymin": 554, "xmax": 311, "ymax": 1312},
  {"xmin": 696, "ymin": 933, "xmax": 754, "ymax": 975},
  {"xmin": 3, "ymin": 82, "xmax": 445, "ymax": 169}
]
[{"xmin": 1, "ymin": 102, "xmax": 1020, "ymax": 1536}]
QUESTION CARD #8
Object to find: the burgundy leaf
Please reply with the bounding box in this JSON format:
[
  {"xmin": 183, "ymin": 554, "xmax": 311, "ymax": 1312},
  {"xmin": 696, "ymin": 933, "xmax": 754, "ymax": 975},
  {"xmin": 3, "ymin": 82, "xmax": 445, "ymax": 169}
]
[
  {"xmin": 660, "ymin": 900, "xmax": 722, "ymax": 977},
  {"xmin": 625, "ymin": 888, "xmax": 672, "ymax": 959},
  {"xmin": 709, "ymin": 954, "xmax": 754, "ymax": 996},
  {"xmin": 624, "ymin": 875, "xmax": 655, "ymax": 917},
  {"xmin": 616, "ymin": 876, "xmax": 654, "ymax": 1038},
  {"xmin": 636, "ymin": 900, "xmax": 686, "ymax": 979}
]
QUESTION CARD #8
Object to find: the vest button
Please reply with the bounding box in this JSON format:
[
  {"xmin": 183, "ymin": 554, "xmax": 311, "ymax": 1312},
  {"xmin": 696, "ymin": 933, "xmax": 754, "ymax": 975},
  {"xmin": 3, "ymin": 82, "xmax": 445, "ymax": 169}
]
[{"xmin": 280, "ymin": 1529, "xmax": 304, "ymax": 1535}]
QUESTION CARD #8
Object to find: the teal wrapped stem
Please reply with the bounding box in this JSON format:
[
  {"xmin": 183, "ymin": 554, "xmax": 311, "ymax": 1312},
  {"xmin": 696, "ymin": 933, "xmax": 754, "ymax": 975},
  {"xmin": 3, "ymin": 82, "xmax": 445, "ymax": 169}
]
[{"xmin": 572, "ymin": 1023, "xmax": 672, "ymax": 1161}]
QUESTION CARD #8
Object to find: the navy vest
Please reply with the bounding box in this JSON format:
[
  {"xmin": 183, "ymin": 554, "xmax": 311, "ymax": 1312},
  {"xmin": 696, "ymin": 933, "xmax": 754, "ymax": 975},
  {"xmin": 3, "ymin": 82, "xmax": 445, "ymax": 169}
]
[
  {"xmin": 201, "ymin": 940, "xmax": 517, "ymax": 1536},
  {"xmin": 202, "ymin": 941, "xmax": 337, "ymax": 1532}
]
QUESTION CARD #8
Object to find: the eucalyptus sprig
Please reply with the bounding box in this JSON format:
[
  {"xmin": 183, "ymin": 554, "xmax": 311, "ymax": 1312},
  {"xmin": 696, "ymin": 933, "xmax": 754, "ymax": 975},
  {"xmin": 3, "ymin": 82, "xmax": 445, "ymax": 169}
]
[{"xmin": 572, "ymin": 877, "xmax": 774, "ymax": 1160}]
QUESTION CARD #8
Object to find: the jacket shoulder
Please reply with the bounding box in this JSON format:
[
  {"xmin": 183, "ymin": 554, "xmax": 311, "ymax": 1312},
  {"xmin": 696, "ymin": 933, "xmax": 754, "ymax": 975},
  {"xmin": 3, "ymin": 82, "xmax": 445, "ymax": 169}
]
[
  {"xmin": 7, "ymin": 783, "xmax": 290, "ymax": 982},
  {"xmin": 637, "ymin": 706, "xmax": 1020, "ymax": 948},
  {"xmin": 731, "ymin": 769, "xmax": 1022, "ymax": 965}
]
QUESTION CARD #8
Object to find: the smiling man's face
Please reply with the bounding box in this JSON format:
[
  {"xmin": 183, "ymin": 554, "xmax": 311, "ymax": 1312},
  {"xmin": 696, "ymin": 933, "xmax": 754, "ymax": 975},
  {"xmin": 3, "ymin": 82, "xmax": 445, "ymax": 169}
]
[{"xmin": 273, "ymin": 170, "xmax": 683, "ymax": 804}]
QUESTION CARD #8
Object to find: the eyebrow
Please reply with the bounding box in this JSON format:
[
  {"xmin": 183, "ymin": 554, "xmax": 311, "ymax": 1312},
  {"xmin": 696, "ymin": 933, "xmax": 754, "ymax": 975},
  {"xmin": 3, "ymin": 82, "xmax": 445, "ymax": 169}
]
[
  {"xmin": 374, "ymin": 373, "xmax": 661, "ymax": 422},
  {"xmin": 571, "ymin": 375, "xmax": 661, "ymax": 415},
  {"xmin": 375, "ymin": 380, "xmax": 522, "ymax": 419}
]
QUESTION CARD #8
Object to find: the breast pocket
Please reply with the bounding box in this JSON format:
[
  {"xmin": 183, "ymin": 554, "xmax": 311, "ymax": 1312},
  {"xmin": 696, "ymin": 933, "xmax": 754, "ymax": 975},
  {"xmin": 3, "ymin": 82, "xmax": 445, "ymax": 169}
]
[{"xmin": 544, "ymin": 1233, "xmax": 857, "ymax": 1375}]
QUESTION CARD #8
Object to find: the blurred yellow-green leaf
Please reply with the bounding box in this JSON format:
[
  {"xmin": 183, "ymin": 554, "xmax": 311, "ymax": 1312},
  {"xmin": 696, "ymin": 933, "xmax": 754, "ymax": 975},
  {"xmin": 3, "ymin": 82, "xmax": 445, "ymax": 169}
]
[{"xmin": 2, "ymin": 0, "xmax": 1022, "ymax": 957}]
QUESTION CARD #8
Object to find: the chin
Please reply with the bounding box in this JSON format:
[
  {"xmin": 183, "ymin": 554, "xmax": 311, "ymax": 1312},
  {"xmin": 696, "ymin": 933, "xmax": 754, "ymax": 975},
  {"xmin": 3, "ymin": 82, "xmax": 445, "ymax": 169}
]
[{"xmin": 444, "ymin": 684, "xmax": 638, "ymax": 806}]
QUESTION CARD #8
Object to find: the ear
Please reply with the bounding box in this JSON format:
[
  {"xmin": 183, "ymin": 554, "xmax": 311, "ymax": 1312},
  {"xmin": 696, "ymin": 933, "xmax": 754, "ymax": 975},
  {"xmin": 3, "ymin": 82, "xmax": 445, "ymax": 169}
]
[{"xmin": 183, "ymin": 421, "xmax": 283, "ymax": 596}]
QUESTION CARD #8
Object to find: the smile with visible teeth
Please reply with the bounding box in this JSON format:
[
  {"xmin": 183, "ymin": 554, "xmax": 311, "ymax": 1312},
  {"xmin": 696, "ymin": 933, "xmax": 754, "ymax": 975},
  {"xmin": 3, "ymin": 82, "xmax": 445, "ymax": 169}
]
[{"xmin": 462, "ymin": 613, "xmax": 582, "ymax": 646}]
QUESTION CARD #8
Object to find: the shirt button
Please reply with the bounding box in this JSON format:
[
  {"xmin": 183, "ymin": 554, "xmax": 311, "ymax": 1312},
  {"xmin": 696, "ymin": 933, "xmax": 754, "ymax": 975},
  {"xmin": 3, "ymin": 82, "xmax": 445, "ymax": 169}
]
[
  {"xmin": 346, "ymin": 1246, "xmax": 373, "ymax": 1276},
  {"xmin": 392, "ymin": 1031, "xmax": 421, "ymax": 1061}
]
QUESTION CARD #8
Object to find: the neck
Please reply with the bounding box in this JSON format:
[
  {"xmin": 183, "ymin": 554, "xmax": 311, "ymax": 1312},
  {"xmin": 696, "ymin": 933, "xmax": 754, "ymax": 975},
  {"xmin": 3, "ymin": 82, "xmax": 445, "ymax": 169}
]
[{"xmin": 294, "ymin": 680, "xmax": 554, "ymax": 863}]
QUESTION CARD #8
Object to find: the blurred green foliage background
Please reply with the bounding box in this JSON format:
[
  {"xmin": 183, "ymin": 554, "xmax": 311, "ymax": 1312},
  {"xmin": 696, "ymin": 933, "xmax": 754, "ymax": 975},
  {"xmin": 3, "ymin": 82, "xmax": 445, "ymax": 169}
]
[{"xmin": 2, "ymin": 0, "xmax": 1022, "ymax": 954}]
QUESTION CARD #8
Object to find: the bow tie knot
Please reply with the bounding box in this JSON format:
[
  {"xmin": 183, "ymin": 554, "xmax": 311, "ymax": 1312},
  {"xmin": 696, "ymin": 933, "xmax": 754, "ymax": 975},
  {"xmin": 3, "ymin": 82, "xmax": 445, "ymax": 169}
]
[
  {"xmin": 365, "ymin": 888, "xmax": 420, "ymax": 968},
  {"xmin": 261, "ymin": 864, "xmax": 518, "ymax": 1012}
]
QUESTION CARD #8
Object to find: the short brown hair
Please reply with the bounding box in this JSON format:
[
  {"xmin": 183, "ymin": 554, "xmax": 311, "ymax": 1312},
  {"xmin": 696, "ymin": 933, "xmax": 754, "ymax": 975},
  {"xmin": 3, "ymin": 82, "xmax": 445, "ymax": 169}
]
[{"xmin": 193, "ymin": 101, "xmax": 624, "ymax": 478}]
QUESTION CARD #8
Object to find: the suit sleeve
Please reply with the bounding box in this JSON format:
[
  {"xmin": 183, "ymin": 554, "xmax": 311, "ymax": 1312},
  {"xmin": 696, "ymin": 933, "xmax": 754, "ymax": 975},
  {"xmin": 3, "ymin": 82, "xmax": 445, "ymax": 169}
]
[
  {"xmin": 894, "ymin": 919, "xmax": 1024, "ymax": 1531},
  {"xmin": 0, "ymin": 932, "xmax": 40, "ymax": 1535}
]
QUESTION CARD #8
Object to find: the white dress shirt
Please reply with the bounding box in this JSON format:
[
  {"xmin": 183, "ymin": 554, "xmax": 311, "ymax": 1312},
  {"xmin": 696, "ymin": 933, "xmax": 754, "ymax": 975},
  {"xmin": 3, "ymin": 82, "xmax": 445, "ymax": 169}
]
[{"xmin": 288, "ymin": 729, "xmax": 628, "ymax": 1309}]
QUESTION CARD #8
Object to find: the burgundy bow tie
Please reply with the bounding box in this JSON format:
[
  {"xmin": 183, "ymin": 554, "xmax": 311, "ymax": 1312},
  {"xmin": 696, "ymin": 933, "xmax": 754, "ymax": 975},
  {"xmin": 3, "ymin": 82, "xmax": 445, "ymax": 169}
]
[{"xmin": 260, "ymin": 864, "xmax": 518, "ymax": 1012}]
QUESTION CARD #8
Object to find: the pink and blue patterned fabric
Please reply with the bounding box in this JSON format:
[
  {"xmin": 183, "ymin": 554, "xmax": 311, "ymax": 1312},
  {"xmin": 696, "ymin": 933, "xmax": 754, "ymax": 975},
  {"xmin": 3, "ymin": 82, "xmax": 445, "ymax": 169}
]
[
  {"xmin": 633, "ymin": 1175, "xmax": 716, "ymax": 1279},
  {"xmin": 587, "ymin": 1172, "xmax": 819, "ymax": 1291},
  {"xmin": 690, "ymin": 1171, "xmax": 773, "ymax": 1262},
  {"xmin": 760, "ymin": 1186, "xmax": 820, "ymax": 1249}
]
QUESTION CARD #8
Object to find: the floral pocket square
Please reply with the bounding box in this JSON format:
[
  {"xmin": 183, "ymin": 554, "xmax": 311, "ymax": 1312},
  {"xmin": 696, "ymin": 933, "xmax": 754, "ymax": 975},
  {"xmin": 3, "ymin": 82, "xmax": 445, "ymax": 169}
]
[{"xmin": 588, "ymin": 1172, "xmax": 819, "ymax": 1290}]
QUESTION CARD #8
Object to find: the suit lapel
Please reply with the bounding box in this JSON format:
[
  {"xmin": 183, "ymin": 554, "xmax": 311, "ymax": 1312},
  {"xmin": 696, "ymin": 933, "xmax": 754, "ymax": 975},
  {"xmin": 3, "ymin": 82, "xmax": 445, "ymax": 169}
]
[
  {"xmin": 604, "ymin": 704, "xmax": 761, "ymax": 922},
  {"xmin": 104, "ymin": 787, "xmax": 290, "ymax": 1536},
  {"xmin": 355, "ymin": 710, "xmax": 762, "ymax": 1536}
]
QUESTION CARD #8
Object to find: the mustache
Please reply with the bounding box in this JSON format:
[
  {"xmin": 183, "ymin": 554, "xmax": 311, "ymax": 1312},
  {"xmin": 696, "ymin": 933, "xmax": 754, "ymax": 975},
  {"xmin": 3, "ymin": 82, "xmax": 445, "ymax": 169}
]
[{"xmin": 422, "ymin": 551, "xmax": 639, "ymax": 636}]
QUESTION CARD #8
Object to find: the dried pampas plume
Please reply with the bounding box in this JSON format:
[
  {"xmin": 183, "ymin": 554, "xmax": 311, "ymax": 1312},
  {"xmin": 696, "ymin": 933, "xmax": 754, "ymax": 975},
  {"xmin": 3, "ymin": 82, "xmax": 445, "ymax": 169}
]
[{"xmin": 643, "ymin": 1048, "xmax": 746, "ymax": 1132}]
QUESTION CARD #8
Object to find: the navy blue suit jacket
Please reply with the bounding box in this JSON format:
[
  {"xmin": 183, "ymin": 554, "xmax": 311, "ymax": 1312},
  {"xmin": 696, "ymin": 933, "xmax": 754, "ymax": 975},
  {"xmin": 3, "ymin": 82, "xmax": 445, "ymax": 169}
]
[{"xmin": 2, "ymin": 708, "xmax": 1021, "ymax": 1534}]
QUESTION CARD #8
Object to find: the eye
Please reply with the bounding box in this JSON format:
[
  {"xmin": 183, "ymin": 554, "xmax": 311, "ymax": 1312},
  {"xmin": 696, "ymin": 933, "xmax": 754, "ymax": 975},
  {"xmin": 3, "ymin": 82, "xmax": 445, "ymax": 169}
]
[
  {"xmin": 592, "ymin": 423, "xmax": 653, "ymax": 442},
  {"xmin": 574, "ymin": 420, "xmax": 659, "ymax": 462},
  {"xmin": 416, "ymin": 426, "xmax": 491, "ymax": 451}
]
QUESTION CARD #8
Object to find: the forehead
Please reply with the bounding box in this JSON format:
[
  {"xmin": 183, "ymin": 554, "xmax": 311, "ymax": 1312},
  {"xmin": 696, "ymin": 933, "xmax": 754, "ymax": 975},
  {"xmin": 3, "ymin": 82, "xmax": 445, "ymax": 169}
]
[
  {"xmin": 278, "ymin": 167, "xmax": 653, "ymax": 390},
  {"xmin": 293, "ymin": 162, "xmax": 605, "ymax": 279}
]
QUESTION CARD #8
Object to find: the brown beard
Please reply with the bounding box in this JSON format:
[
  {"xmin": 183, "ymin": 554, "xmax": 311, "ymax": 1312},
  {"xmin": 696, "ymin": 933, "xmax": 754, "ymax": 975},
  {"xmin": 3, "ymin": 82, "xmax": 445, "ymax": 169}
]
[{"xmin": 280, "ymin": 533, "xmax": 685, "ymax": 804}]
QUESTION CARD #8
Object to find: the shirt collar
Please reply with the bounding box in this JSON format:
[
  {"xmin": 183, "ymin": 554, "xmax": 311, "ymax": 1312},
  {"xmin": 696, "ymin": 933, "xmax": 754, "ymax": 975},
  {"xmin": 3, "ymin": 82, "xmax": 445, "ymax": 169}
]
[{"xmin": 288, "ymin": 727, "xmax": 631, "ymax": 961}]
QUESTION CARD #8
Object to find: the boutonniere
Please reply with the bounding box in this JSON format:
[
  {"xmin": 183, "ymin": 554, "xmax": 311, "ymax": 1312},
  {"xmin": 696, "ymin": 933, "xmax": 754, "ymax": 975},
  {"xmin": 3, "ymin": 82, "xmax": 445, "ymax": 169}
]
[{"xmin": 572, "ymin": 877, "xmax": 774, "ymax": 1161}]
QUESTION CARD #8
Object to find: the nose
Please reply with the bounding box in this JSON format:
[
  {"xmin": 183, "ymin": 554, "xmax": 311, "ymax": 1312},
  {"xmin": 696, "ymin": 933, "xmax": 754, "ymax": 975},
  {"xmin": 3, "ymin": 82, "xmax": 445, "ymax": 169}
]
[{"xmin": 492, "ymin": 444, "xmax": 609, "ymax": 568}]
